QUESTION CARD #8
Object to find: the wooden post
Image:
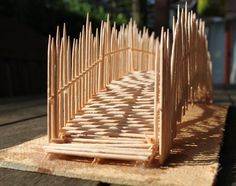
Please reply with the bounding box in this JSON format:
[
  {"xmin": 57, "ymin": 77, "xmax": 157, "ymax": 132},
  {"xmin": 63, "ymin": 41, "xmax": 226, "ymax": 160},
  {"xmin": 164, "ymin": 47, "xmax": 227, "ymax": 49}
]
[
  {"xmin": 159, "ymin": 27, "xmax": 164, "ymax": 164},
  {"xmin": 55, "ymin": 26, "xmax": 60, "ymax": 137},
  {"xmin": 154, "ymin": 39, "xmax": 159, "ymax": 146},
  {"xmin": 67, "ymin": 36, "xmax": 71, "ymax": 122},
  {"xmin": 50, "ymin": 37, "xmax": 57, "ymax": 139},
  {"xmin": 47, "ymin": 35, "xmax": 52, "ymax": 142}
]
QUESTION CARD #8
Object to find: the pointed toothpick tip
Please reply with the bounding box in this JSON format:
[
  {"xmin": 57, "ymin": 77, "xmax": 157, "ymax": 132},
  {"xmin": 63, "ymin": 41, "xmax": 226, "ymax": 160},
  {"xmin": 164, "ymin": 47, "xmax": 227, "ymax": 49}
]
[
  {"xmin": 160, "ymin": 26, "xmax": 164, "ymax": 41},
  {"xmin": 63, "ymin": 23, "xmax": 67, "ymax": 37},
  {"xmin": 51, "ymin": 37, "xmax": 54, "ymax": 43},
  {"xmin": 56, "ymin": 26, "xmax": 60, "ymax": 33},
  {"xmin": 161, "ymin": 26, "xmax": 164, "ymax": 33},
  {"xmin": 82, "ymin": 25, "xmax": 85, "ymax": 33},
  {"xmin": 177, "ymin": 4, "xmax": 180, "ymax": 17},
  {"xmin": 86, "ymin": 13, "xmax": 89, "ymax": 21}
]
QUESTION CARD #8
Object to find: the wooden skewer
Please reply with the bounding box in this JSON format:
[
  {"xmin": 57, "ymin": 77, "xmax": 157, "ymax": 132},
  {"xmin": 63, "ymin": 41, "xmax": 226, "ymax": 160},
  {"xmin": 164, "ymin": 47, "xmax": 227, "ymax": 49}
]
[
  {"xmin": 47, "ymin": 142, "xmax": 152, "ymax": 148},
  {"xmin": 44, "ymin": 145, "xmax": 152, "ymax": 156},
  {"xmin": 47, "ymin": 35, "xmax": 52, "ymax": 142},
  {"xmin": 50, "ymin": 37, "xmax": 56, "ymax": 139},
  {"xmin": 60, "ymin": 137, "xmax": 148, "ymax": 144},
  {"xmin": 45, "ymin": 143, "xmax": 152, "ymax": 153},
  {"xmin": 44, "ymin": 148, "xmax": 150, "ymax": 161}
]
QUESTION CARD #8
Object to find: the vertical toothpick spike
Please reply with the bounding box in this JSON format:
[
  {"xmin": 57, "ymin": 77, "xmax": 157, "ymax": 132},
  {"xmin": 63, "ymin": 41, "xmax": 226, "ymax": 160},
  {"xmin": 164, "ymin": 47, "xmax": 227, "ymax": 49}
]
[
  {"xmin": 56, "ymin": 26, "xmax": 60, "ymax": 54},
  {"xmin": 50, "ymin": 37, "xmax": 56, "ymax": 139},
  {"xmin": 202, "ymin": 21, "xmax": 205, "ymax": 36},
  {"xmin": 99, "ymin": 21, "xmax": 104, "ymax": 58},
  {"xmin": 86, "ymin": 13, "xmax": 89, "ymax": 27},
  {"xmin": 177, "ymin": 4, "xmax": 180, "ymax": 19},
  {"xmin": 47, "ymin": 34, "xmax": 51, "ymax": 142},
  {"xmin": 81, "ymin": 25, "xmax": 85, "ymax": 72},
  {"xmin": 185, "ymin": 2, "xmax": 188, "ymax": 26},
  {"xmin": 71, "ymin": 38, "xmax": 75, "ymax": 117},
  {"xmin": 185, "ymin": 1, "xmax": 188, "ymax": 13},
  {"xmin": 63, "ymin": 23, "xmax": 67, "ymax": 44},
  {"xmin": 172, "ymin": 16, "xmax": 176, "ymax": 34},
  {"xmin": 107, "ymin": 14, "xmax": 110, "ymax": 24},
  {"xmin": 154, "ymin": 38, "xmax": 159, "ymax": 145},
  {"xmin": 47, "ymin": 34, "xmax": 51, "ymax": 74},
  {"xmin": 159, "ymin": 26, "xmax": 164, "ymax": 163},
  {"xmin": 62, "ymin": 23, "xmax": 68, "ymax": 87},
  {"xmin": 56, "ymin": 26, "xmax": 60, "ymax": 39},
  {"xmin": 167, "ymin": 29, "xmax": 170, "ymax": 55},
  {"xmin": 66, "ymin": 36, "xmax": 71, "ymax": 122},
  {"xmin": 56, "ymin": 25, "xmax": 60, "ymax": 94},
  {"xmin": 95, "ymin": 28, "xmax": 99, "ymax": 59},
  {"xmin": 59, "ymin": 41, "xmax": 63, "ymax": 89},
  {"xmin": 181, "ymin": 7, "xmax": 184, "ymax": 26},
  {"xmin": 72, "ymin": 38, "xmax": 75, "ymax": 79},
  {"xmin": 67, "ymin": 36, "xmax": 71, "ymax": 82}
]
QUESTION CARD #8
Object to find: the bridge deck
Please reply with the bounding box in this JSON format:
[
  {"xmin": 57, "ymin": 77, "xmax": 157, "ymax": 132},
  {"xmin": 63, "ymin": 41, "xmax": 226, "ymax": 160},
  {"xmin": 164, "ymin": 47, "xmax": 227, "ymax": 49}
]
[{"xmin": 45, "ymin": 71, "xmax": 158, "ymax": 163}]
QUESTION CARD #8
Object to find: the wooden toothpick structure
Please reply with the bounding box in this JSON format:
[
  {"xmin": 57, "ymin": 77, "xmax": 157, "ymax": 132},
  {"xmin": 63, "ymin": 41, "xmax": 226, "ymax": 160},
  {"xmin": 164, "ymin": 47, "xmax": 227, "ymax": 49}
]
[{"xmin": 46, "ymin": 5, "xmax": 213, "ymax": 165}]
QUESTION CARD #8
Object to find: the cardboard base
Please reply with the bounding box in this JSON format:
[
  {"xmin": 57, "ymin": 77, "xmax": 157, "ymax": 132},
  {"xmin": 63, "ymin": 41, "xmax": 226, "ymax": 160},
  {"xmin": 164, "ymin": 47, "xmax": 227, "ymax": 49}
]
[{"xmin": 0, "ymin": 104, "xmax": 227, "ymax": 186}]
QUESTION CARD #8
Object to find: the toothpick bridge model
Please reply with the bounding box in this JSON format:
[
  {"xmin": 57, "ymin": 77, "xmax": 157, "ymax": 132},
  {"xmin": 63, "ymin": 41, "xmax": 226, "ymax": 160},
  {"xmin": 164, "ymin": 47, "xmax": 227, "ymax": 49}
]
[{"xmin": 45, "ymin": 5, "xmax": 212, "ymax": 166}]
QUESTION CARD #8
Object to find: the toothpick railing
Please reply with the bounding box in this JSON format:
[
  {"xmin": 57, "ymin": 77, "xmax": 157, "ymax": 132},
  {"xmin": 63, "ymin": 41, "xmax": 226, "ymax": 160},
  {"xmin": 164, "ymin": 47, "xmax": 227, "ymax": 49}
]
[
  {"xmin": 47, "ymin": 5, "xmax": 212, "ymax": 165},
  {"xmin": 156, "ymin": 5, "xmax": 213, "ymax": 164},
  {"xmin": 47, "ymin": 15, "xmax": 157, "ymax": 141}
]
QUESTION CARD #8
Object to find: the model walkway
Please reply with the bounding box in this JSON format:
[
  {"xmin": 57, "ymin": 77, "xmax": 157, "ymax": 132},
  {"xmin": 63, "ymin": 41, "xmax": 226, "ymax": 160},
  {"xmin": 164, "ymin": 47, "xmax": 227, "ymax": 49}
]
[{"xmin": 46, "ymin": 5, "xmax": 212, "ymax": 164}]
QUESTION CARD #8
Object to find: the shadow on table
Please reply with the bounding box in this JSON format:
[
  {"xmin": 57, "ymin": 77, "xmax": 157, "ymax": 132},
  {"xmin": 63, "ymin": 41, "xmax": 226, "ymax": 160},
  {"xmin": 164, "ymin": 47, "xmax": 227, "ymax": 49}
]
[{"xmin": 164, "ymin": 104, "xmax": 226, "ymax": 167}]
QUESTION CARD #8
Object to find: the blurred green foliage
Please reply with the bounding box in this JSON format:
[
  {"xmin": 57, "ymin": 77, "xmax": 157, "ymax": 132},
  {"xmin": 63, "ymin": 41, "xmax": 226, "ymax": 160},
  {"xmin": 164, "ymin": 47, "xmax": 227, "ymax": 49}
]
[
  {"xmin": 63, "ymin": 0, "xmax": 128, "ymax": 24},
  {"xmin": 0, "ymin": 0, "xmax": 130, "ymax": 36},
  {"xmin": 198, "ymin": 0, "xmax": 225, "ymax": 17}
]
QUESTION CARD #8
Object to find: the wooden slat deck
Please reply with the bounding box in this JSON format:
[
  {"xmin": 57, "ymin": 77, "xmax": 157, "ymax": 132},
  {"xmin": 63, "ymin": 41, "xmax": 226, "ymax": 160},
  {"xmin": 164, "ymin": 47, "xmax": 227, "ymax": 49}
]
[{"xmin": 45, "ymin": 71, "xmax": 157, "ymax": 163}]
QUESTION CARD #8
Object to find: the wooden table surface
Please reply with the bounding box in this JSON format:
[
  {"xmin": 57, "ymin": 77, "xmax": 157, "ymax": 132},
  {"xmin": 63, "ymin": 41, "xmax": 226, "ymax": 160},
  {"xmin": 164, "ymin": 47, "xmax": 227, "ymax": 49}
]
[
  {"xmin": 0, "ymin": 96, "xmax": 105, "ymax": 186},
  {"xmin": 0, "ymin": 88, "xmax": 235, "ymax": 186}
]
